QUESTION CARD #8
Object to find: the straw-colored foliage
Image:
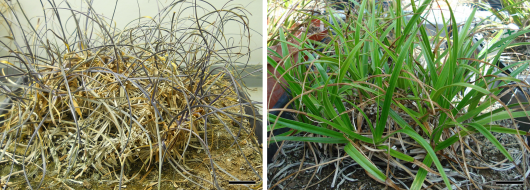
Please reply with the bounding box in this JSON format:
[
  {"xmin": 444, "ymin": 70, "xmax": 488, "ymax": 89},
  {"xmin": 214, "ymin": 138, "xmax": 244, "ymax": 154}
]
[{"xmin": 0, "ymin": 0, "xmax": 262, "ymax": 189}]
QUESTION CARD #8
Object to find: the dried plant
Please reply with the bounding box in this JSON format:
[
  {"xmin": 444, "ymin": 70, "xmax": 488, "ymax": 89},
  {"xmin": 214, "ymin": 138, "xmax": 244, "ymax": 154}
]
[{"xmin": 0, "ymin": 0, "xmax": 262, "ymax": 189}]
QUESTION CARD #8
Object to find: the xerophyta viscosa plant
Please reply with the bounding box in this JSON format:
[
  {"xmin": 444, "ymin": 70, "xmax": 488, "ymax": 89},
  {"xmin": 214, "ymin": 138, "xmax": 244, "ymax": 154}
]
[
  {"xmin": 0, "ymin": 0, "xmax": 262, "ymax": 189},
  {"xmin": 268, "ymin": 0, "xmax": 530, "ymax": 189}
]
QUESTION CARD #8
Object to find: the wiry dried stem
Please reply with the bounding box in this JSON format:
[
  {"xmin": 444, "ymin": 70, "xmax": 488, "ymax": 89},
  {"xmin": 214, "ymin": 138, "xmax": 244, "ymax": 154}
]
[{"xmin": 0, "ymin": 0, "xmax": 262, "ymax": 189}]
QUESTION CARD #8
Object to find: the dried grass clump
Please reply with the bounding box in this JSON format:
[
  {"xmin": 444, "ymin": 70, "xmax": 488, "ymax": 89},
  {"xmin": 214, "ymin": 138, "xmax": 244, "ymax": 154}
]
[{"xmin": 0, "ymin": 0, "xmax": 262, "ymax": 189}]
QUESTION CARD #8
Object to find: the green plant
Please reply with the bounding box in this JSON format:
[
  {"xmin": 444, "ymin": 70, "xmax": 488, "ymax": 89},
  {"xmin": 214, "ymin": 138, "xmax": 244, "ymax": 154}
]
[
  {"xmin": 268, "ymin": 0, "xmax": 530, "ymax": 189},
  {"xmin": 490, "ymin": 0, "xmax": 530, "ymax": 28}
]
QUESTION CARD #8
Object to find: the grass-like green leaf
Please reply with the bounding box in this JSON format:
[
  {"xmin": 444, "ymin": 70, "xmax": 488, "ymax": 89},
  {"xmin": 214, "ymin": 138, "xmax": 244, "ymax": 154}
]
[{"xmin": 344, "ymin": 143, "xmax": 386, "ymax": 182}]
